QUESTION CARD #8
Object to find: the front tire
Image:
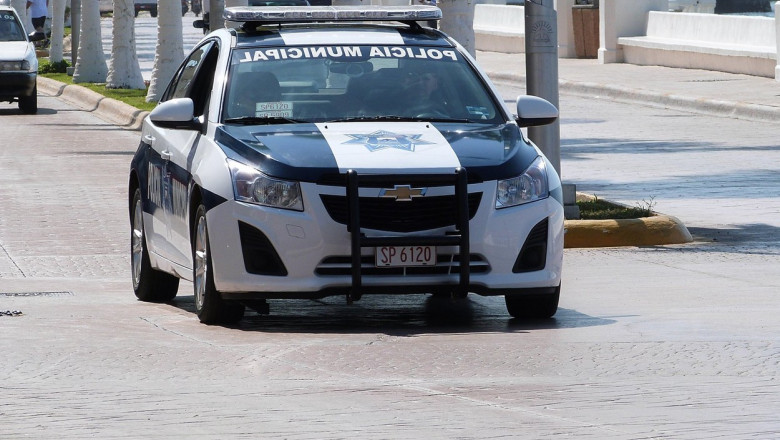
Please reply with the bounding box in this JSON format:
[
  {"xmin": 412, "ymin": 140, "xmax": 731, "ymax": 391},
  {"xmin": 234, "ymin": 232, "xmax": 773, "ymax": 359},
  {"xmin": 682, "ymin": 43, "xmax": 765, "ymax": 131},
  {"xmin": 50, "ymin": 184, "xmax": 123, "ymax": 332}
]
[
  {"xmin": 18, "ymin": 86, "xmax": 37, "ymax": 114},
  {"xmin": 193, "ymin": 204, "xmax": 245, "ymax": 324},
  {"xmin": 505, "ymin": 285, "xmax": 560, "ymax": 319},
  {"xmin": 131, "ymin": 188, "xmax": 179, "ymax": 302}
]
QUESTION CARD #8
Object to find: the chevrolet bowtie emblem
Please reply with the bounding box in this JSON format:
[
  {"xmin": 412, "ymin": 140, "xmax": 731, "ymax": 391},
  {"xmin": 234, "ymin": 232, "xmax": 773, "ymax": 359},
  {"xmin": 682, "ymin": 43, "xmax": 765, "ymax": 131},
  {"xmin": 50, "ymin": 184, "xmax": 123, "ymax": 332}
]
[{"xmin": 379, "ymin": 185, "xmax": 427, "ymax": 202}]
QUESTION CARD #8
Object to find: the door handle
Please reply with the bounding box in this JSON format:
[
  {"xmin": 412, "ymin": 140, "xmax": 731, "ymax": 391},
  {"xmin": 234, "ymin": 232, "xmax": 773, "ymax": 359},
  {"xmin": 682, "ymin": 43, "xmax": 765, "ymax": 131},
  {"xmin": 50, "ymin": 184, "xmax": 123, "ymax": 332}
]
[{"xmin": 161, "ymin": 150, "xmax": 172, "ymax": 161}]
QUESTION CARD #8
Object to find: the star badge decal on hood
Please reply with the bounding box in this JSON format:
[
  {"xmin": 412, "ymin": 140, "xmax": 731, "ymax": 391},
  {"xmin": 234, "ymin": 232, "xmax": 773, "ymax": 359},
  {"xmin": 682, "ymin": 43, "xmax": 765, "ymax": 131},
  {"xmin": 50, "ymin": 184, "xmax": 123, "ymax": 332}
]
[{"xmin": 343, "ymin": 130, "xmax": 434, "ymax": 152}]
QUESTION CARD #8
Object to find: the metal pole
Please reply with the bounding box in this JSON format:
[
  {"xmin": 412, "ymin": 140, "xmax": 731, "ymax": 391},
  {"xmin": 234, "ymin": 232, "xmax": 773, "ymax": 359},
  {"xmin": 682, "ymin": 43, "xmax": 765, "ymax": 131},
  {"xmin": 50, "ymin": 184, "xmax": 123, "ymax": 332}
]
[{"xmin": 524, "ymin": 0, "xmax": 561, "ymax": 176}]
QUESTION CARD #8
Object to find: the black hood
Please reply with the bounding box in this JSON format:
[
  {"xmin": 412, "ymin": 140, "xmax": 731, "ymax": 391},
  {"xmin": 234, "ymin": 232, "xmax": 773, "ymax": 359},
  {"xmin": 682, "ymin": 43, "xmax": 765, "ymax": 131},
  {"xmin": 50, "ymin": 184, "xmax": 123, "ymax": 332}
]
[{"xmin": 216, "ymin": 122, "xmax": 540, "ymax": 183}]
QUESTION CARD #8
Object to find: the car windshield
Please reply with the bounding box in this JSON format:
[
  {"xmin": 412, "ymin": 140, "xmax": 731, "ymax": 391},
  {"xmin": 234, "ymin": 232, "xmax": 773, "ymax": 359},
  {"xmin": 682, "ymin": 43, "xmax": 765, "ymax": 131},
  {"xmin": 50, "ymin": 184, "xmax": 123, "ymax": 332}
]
[
  {"xmin": 0, "ymin": 11, "xmax": 25, "ymax": 42},
  {"xmin": 223, "ymin": 44, "xmax": 504, "ymax": 124}
]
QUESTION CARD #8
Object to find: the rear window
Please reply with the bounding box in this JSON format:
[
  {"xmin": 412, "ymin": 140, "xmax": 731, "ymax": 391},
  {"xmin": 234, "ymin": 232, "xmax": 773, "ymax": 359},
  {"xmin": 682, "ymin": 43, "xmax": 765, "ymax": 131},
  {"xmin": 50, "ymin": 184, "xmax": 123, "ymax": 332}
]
[{"xmin": 224, "ymin": 44, "xmax": 503, "ymax": 123}]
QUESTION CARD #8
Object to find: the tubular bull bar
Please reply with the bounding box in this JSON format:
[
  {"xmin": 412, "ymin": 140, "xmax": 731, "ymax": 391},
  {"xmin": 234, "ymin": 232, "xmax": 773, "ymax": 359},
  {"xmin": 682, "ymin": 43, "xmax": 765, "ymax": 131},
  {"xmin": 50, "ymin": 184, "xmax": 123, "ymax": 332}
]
[{"xmin": 345, "ymin": 168, "xmax": 470, "ymax": 303}]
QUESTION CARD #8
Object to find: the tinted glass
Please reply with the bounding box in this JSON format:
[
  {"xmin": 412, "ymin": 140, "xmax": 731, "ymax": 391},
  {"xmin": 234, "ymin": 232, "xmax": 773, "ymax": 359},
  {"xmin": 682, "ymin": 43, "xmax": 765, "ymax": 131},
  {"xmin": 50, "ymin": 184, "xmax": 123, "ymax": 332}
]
[
  {"xmin": 224, "ymin": 44, "xmax": 503, "ymax": 123},
  {"xmin": 0, "ymin": 11, "xmax": 25, "ymax": 42}
]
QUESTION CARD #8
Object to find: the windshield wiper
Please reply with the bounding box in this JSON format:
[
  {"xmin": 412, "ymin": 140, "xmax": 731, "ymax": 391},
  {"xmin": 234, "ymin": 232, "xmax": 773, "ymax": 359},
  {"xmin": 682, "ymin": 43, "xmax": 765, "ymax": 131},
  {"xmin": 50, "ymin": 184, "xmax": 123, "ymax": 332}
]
[
  {"xmin": 327, "ymin": 115, "xmax": 471, "ymax": 123},
  {"xmin": 223, "ymin": 116, "xmax": 304, "ymax": 125},
  {"xmin": 327, "ymin": 115, "xmax": 415, "ymax": 123}
]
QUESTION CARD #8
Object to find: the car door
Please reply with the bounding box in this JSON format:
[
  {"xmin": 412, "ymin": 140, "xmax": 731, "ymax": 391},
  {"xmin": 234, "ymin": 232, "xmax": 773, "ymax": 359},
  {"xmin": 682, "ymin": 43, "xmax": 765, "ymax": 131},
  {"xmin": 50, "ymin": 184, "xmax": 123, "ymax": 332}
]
[{"xmin": 145, "ymin": 40, "xmax": 218, "ymax": 271}]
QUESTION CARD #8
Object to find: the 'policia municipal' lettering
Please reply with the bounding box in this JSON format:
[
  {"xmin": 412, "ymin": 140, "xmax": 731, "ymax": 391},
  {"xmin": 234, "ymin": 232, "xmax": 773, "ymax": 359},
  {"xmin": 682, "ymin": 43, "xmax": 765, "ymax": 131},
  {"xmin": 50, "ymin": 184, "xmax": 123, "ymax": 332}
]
[{"xmin": 239, "ymin": 46, "xmax": 458, "ymax": 62}]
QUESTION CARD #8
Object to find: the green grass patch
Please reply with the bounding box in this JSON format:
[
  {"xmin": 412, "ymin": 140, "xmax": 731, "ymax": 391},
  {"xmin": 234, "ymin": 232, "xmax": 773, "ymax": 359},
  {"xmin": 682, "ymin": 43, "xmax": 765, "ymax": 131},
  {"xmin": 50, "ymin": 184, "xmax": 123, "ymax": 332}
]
[
  {"xmin": 40, "ymin": 65, "xmax": 156, "ymax": 112},
  {"xmin": 577, "ymin": 196, "xmax": 655, "ymax": 220}
]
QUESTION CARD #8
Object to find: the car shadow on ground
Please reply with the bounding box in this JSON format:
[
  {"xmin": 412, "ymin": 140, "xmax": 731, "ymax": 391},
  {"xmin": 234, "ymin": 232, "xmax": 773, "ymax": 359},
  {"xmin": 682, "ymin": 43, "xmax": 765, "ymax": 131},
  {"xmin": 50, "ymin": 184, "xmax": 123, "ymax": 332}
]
[{"xmin": 168, "ymin": 291, "xmax": 617, "ymax": 335}]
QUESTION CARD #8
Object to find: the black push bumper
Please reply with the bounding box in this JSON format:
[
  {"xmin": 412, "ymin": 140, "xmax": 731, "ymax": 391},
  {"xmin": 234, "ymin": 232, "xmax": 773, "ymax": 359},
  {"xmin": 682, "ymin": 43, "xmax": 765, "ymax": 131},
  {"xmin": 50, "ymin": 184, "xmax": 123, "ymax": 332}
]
[{"xmin": 0, "ymin": 72, "xmax": 36, "ymax": 100}]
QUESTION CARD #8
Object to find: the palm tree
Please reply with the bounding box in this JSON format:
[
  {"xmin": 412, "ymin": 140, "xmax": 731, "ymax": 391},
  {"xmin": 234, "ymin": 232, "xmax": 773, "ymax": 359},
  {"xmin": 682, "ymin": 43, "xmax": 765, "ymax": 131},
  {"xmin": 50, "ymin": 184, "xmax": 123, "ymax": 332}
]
[
  {"xmin": 107, "ymin": 0, "xmax": 145, "ymax": 89},
  {"xmin": 72, "ymin": 0, "xmax": 108, "ymax": 83},
  {"xmin": 145, "ymin": 0, "xmax": 184, "ymax": 102},
  {"xmin": 49, "ymin": 0, "xmax": 67, "ymax": 63}
]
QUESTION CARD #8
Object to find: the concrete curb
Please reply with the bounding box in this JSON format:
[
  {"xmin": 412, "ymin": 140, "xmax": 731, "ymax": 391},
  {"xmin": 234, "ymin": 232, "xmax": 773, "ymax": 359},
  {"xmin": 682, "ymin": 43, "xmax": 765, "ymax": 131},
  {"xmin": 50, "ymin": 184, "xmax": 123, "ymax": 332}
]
[
  {"xmin": 487, "ymin": 71, "xmax": 780, "ymax": 123},
  {"xmin": 37, "ymin": 77, "xmax": 149, "ymax": 131},
  {"xmin": 564, "ymin": 214, "xmax": 693, "ymax": 248}
]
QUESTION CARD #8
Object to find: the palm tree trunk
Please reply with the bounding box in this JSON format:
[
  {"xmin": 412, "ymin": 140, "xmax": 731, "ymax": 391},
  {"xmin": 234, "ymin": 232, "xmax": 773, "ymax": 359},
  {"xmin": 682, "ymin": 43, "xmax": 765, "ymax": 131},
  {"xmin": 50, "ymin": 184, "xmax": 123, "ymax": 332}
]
[
  {"xmin": 107, "ymin": 0, "xmax": 145, "ymax": 89},
  {"xmin": 146, "ymin": 0, "xmax": 184, "ymax": 102},
  {"xmin": 49, "ymin": 0, "xmax": 67, "ymax": 63},
  {"xmin": 72, "ymin": 0, "xmax": 108, "ymax": 83}
]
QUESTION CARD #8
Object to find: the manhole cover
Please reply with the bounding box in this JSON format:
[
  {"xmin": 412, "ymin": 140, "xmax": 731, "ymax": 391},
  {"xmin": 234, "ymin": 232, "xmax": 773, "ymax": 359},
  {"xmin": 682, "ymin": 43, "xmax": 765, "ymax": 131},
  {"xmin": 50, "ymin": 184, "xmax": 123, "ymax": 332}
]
[{"xmin": 0, "ymin": 291, "xmax": 74, "ymax": 297}]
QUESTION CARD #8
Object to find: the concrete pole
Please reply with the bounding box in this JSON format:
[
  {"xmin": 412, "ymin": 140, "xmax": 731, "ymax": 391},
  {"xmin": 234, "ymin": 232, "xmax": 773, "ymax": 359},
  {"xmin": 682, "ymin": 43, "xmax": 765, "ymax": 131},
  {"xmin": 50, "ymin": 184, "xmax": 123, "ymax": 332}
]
[
  {"xmin": 524, "ymin": 0, "xmax": 561, "ymax": 176},
  {"xmin": 209, "ymin": 0, "xmax": 224, "ymax": 30}
]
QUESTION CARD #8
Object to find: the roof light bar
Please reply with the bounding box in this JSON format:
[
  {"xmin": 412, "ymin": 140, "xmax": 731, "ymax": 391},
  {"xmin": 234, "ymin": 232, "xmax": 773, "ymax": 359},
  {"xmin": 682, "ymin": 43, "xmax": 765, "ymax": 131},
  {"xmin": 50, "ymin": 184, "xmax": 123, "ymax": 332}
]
[{"xmin": 224, "ymin": 5, "xmax": 442, "ymax": 24}]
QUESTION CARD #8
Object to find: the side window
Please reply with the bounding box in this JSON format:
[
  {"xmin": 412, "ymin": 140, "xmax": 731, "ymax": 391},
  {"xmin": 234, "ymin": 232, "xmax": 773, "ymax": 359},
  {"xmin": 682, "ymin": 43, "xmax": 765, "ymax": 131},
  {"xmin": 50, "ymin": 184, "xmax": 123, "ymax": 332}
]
[
  {"xmin": 161, "ymin": 41, "xmax": 215, "ymax": 102},
  {"xmin": 189, "ymin": 45, "xmax": 219, "ymax": 117}
]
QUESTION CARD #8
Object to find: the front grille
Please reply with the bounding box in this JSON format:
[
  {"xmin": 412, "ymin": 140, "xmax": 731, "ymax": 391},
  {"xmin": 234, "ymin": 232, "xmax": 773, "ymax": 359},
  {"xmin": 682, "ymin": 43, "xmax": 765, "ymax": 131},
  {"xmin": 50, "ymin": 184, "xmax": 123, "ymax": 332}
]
[
  {"xmin": 320, "ymin": 193, "xmax": 482, "ymax": 232},
  {"xmin": 315, "ymin": 254, "xmax": 490, "ymax": 276}
]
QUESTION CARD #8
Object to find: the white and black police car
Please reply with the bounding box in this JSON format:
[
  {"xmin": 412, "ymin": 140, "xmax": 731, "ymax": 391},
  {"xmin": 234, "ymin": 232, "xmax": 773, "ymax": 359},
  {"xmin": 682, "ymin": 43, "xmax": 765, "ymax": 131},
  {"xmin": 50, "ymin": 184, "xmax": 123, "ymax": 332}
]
[{"xmin": 129, "ymin": 5, "xmax": 564, "ymax": 324}]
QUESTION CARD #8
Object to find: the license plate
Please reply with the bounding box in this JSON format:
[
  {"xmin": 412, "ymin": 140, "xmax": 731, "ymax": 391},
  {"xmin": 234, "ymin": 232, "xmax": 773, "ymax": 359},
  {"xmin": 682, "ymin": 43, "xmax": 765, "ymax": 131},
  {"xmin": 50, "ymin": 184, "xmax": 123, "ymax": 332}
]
[{"xmin": 375, "ymin": 246, "xmax": 436, "ymax": 267}]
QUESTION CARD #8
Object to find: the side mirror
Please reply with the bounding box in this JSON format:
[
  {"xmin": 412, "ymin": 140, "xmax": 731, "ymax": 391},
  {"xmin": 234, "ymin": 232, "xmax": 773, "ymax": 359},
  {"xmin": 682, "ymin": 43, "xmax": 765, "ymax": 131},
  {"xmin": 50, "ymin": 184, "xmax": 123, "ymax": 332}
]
[
  {"xmin": 193, "ymin": 19, "xmax": 206, "ymax": 29},
  {"xmin": 515, "ymin": 95, "xmax": 558, "ymax": 128},
  {"xmin": 149, "ymin": 98, "xmax": 202, "ymax": 131}
]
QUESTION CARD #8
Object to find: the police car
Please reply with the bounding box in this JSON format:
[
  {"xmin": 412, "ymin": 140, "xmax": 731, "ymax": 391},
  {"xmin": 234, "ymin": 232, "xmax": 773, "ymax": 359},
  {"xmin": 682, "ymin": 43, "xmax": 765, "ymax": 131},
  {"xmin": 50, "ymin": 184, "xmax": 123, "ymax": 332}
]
[{"xmin": 129, "ymin": 5, "xmax": 564, "ymax": 324}]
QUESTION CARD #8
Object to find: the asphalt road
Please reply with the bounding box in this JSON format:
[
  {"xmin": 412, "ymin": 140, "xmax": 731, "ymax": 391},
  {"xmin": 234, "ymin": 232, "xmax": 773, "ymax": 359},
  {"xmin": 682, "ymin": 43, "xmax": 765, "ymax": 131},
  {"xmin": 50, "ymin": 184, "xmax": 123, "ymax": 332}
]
[{"xmin": 1, "ymin": 60, "xmax": 779, "ymax": 438}]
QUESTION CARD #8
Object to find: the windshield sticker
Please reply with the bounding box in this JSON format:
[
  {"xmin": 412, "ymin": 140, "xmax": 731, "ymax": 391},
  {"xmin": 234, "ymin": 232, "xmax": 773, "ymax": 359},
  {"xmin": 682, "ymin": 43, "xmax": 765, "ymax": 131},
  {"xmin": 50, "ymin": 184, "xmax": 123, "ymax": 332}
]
[
  {"xmin": 466, "ymin": 106, "xmax": 490, "ymax": 118},
  {"xmin": 239, "ymin": 46, "xmax": 457, "ymax": 63},
  {"xmin": 255, "ymin": 101, "xmax": 293, "ymax": 118}
]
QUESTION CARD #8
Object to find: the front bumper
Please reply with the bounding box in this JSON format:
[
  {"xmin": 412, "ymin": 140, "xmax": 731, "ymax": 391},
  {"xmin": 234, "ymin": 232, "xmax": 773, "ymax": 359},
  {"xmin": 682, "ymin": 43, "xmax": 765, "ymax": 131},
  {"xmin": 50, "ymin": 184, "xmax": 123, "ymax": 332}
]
[
  {"xmin": 207, "ymin": 180, "xmax": 564, "ymax": 299},
  {"xmin": 0, "ymin": 72, "xmax": 36, "ymax": 100}
]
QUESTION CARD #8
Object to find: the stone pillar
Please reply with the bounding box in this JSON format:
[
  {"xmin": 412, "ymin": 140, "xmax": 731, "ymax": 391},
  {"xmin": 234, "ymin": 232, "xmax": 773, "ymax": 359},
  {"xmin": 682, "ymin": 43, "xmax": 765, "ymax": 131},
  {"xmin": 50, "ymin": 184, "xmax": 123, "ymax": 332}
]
[
  {"xmin": 555, "ymin": 0, "xmax": 577, "ymax": 58},
  {"xmin": 598, "ymin": 0, "xmax": 667, "ymax": 64},
  {"xmin": 775, "ymin": 2, "xmax": 780, "ymax": 81}
]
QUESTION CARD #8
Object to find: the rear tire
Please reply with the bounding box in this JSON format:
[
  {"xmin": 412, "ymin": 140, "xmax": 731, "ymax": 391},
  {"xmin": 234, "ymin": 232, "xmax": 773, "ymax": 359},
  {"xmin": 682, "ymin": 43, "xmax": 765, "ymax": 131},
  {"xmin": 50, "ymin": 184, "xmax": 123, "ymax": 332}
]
[
  {"xmin": 505, "ymin": 284, "xmax": 560, "ymax": 319},
  {"xmin": 193, "ymin": 204, "xmax": 245, "ymax": 325},
  {"xmin": 131, "ymin": 188, "xmax": 180, "ymax": 302},
  {"xmin": 18, "ymin": 86, "xmax": 37, "ymax": 114}
]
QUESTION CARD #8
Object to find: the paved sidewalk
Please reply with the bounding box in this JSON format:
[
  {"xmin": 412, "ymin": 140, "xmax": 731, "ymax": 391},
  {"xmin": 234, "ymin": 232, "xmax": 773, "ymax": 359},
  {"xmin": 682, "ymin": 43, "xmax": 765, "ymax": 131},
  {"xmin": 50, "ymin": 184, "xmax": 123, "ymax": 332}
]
[{"xmin": 477, "ymin": 52, "xmax": 780, "ymax": 123}]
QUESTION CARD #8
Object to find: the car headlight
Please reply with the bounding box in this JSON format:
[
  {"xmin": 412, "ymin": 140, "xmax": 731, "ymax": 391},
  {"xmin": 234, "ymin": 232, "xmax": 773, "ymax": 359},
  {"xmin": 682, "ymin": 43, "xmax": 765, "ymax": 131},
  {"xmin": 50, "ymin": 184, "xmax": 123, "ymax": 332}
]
[
  {"xmin": 228, "ymin": 159, "xmax": 303, "ymax": 211},
  {"xmin": 495, "ymin": 156, "xmax": 549, "ymax": 209},
  {"xmin": 0, "ymin": 60, "xmax": 29, "ymax": 72}
]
